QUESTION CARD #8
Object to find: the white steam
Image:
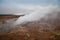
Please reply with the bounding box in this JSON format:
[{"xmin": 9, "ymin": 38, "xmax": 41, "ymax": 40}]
[
  {"xmin": 0, "ymin": 5, "xmax": 60, "ymax": 32},
  {"xmin": 14, "ymin": 5, "xmax": 59, "ymax": 25}
]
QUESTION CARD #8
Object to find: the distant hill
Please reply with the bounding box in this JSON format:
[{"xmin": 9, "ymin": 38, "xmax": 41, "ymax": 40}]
[{"xmin": 0, "ymin": 15, "xmax": 24, "ymax": 19}]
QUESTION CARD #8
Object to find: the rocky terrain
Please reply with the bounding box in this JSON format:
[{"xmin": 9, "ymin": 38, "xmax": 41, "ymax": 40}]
[{"xmin": 0, "ymin": 13, "xmax": 60, "ymax": 40}]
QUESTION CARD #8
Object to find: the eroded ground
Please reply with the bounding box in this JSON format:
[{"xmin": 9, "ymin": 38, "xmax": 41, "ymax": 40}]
[{"xmin": 0, "ymin": 15, "xmax": 60, "ymax": 40}]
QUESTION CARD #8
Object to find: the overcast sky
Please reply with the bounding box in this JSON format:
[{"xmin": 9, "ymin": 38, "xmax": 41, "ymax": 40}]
[{"xmin": 0, "ymin": 0, "xmax": 60, "ymax": 14}]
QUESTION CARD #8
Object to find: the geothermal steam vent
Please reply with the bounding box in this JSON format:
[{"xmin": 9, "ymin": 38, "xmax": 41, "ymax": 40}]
[
  {"xmin": 0, "ymin": 6, "xmax": 60, "ymax": 32},
  {"xmin": 0, "ymin": 14, "xmax": 24, "ymax": 32}
]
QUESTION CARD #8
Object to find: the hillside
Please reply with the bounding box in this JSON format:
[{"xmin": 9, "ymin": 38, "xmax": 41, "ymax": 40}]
[{"xmin": 0, "ymin": 18, "xmax": 60, "ymax": 40}]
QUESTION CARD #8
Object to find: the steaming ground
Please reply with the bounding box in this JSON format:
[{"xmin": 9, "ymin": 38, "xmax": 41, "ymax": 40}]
[
  {"xmin": 14, "ymin": 5, "xmax": 59, "ymax": 25},
  {"xmin": 0, "ymin": 18, "xmax": 17, "ymax": 32},
  {"xmin": 0, "ymin": 5, "xmax": 60, "ymax": 32}
]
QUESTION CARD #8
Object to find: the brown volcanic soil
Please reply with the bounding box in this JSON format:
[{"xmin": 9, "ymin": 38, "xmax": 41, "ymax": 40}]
[
  {"xmin": 0, "ymin": 14, "xmax": 60, "ymax": 40},
  {"xmin": 0, "ymin": 21, "xmax": 60, "ymax": 40},
  {"xmin": 0, "ymin": 26, "xmax": 60, "ymax": 40}
]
